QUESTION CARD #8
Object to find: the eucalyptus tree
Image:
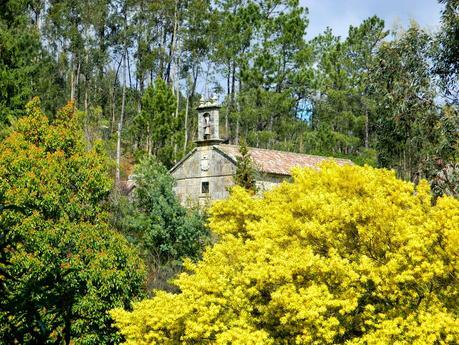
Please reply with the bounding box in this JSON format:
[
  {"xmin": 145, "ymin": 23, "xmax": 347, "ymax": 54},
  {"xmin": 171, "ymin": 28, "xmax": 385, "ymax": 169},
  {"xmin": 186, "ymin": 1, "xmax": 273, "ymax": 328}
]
[
  {"xmin": 370, "ymin": 25, "xmax": 439, "ymax": 181},
  {"xmin": 435, "ymin": 0, "xmax": 459, "ymax": 105},
  {"xmin": 45, "ymin": 0, "xmax": 86, "ymax": 103}
]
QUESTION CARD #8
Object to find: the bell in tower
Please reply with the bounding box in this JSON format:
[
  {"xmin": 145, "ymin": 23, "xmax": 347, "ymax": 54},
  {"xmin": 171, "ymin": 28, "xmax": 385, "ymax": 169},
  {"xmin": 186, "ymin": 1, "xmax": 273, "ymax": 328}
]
[
  {"xmin": 203, "ymin": 113, "xmax": 210, "ymax": 139},
  {"xmin": 196, "ymin": 97, "xmax": 223, "ymax": 146}
]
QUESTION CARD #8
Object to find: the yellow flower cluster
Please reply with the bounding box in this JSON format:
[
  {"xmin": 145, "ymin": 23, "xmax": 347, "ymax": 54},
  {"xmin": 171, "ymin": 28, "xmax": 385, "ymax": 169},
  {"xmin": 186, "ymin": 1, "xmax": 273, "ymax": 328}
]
[{"xmin": 111, "ymin": 163, "xmax": 459, "ymax": 344}]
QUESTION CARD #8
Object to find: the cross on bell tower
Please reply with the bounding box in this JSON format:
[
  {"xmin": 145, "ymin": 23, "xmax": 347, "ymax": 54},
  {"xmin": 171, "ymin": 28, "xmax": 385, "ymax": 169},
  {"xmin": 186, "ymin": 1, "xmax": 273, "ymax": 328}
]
[{"xmin": 196, "ymin": 96, "xmax": 223, "ymax": 146}]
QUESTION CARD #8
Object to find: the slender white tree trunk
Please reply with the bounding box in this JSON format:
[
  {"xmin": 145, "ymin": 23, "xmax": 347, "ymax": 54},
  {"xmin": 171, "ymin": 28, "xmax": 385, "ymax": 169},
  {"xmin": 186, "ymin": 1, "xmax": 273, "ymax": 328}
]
[
  {"xmin": 116, "ymin": 49, "xmax": 127, "ymax": 185},
  {"xmin": 75, "ymin": 60, "xmax": 80, "ymax": 103},
  {"xmin": 364, "ymin": 107, "xmax": 369, "ymax": 149},
  {"xmin": 84, "ymin": 50, "xmax": 89, "ymax": 114},
  {"xmin": 70, "ymin": 58, "xmax": 75, "ymax": 100},
  {"xmin": 183, "ymin": 94, "xmax": 189, "ymax": 153},
  {"xmin": 111, "ymin": 86, "xmax": 116, "ymax": 133}
]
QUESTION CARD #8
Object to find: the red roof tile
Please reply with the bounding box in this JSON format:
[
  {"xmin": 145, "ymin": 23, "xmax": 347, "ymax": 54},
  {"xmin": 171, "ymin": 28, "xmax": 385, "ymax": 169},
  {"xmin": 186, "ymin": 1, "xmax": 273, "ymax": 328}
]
[{"xmin": 216, "ymin": 144, "xmax": 353, "ymax": 176}]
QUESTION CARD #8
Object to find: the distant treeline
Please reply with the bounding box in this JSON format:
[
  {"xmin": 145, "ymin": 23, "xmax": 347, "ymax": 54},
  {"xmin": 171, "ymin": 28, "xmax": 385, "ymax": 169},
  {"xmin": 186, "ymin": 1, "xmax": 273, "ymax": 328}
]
[{"xmin": 0, "ymin": 0, "xmax": 457, "ymax": 189}]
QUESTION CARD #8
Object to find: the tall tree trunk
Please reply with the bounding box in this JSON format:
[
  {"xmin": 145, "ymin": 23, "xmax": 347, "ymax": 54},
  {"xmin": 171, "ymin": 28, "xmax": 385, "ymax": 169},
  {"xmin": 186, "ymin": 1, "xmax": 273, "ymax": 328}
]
[
  {"xmin": 146, "ymin": 124, "xmax": 152, "ymax": 156},
  {"xmin": 116, "ymin": 49, "xmax": 127, "ymax": 185},
  {"xmin": 174, "ymin": 87, "xmax": 180, "ymax": 148},
  {"xmin": 184, "ymin": 94, "xmax": 189, "ymax": 153},
  {"xmin": 235, "ymin": 74, "xmax": 241, "ymax": 144},
  {"xmin": 84, "ymin": 80, "xmax": 88, "ymax": 114},
  {"xmin": 235, "ymin": 117, "xmax": 240, "ymax": 144},
  {"xmin": 64, "ymin": 313, "xmax": 71, "ymax": 345},
  {"xmin": 159, "ymin": 25, "xmax": 167, "ymax": 79},
  {"xmin": 174, "ymin": 43, "xmax": 181, "ymax": 162},
  {"xmin": 191, "ymin": 65, "xmax": 199, "ymax": 99},
  {"xmin": 127, "ymin": 48, "xmax": 133, "ymax": 89},
  {"xmin": 231, "ymin": 60, "xmax": 236, "ymax": 103},
  {"xmin": 111, "ymin": 58, "xmax": 123, "ymax": 133},
  {"xmin": 111, "ymin": 87, "xmax": 116, "ymax": 133},
  {"xmin": 225, "ymin": 62, "xmax": 231, "ymax": 137},
  {"xmin": 166, "ymin": 0, "xmax": 179, "ymax": 84},
  {"xmin": 84, "ymin": 52, "xmax": 89, "ymax": 114},
  {"xmin": 75, "ymin": 60, "xmax": 81, "ymax": 104},
  {"xmin": 174, "ymin": 88, "xmax": 179, "ymax": 162},
  {"xmin": 70, "ymin": 58, "xmax": 75, "ymax": 100},
  {"xmin": 364, "ymin": 107, "xmax": 369, "ymax": 149}
]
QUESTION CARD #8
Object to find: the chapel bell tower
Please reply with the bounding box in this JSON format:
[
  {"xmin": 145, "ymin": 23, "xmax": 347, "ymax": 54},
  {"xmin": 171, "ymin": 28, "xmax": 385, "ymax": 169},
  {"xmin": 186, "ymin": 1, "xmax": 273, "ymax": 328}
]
[{"xmin": 196, "ymin": 97, "xmax": 223, "ymax": 146}]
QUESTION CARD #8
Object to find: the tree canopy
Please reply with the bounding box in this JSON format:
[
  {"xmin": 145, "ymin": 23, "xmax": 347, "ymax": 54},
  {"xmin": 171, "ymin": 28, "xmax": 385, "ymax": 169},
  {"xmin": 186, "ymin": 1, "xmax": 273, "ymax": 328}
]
[
  {"xmin": 0, "ymin": 0, "xmax": 456, "ymax": 190},
  {"xmin": 0, "ymin": 0, "xmax": 457, "ymax": 343},
  {"xmin": 0, "ymin": 98, "xmax": 146, "ymax": 344}
]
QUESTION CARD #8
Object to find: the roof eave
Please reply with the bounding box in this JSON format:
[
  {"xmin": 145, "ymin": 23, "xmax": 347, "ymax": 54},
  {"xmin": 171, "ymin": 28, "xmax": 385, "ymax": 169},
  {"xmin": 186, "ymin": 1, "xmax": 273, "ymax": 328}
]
[
  {"xmin": 213, "ymin": 145, "xmax": 238, "ymax": 165},
  {"xmin": 169, "ymin": 147, "xmax": 198, "ymax": 174}
]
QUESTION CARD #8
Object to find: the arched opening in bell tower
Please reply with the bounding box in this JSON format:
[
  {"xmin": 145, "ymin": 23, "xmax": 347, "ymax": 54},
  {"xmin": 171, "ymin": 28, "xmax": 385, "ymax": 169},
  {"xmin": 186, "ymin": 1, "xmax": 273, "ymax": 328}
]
[{"xmin": 203, "ymin": 113, "xmax": 211, "ymax": 140}]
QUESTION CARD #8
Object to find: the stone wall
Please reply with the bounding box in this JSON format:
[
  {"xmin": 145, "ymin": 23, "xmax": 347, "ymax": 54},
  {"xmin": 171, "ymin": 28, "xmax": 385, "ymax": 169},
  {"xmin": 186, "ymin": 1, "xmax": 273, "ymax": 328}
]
[
  {"xmin": 172, "ymin": 146, "xmax": 291, "ymax": 206},
  {"xmin": 256, "ymin": 173, "xmax": 290, "ymax": 193},
  {"xmin": 172, "ymin": 146, "xmax": 236, "ymax": 206}
]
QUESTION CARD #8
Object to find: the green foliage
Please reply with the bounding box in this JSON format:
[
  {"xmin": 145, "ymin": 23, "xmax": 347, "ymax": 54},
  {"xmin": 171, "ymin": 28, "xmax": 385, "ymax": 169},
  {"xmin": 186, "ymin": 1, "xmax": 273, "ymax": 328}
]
[
  {"xmin": 111, "ymin": 164, "xmax": 459, "ymax": 344},
  {"xmin": 134, "ymin": 79, "xmax": 180, "ymax": 168},
  {"xmin": 0, "ymin": 2, "xmax": 458, "ymax": 343},
  {"xmin": 0, "ymin": 98, "xmax": 146, "ymax": 344},
  {"xmin": 233, "ymin": 139, "xmax": 258, "ymax": 193},
  {"xmin": 114, "ymin": 157, "xmax": 209, "ymax": 264},
  {"xmin": 370, "ymin": 25, "xmax": 440, "ymax": 181},
  {"xmin": 435, "ymin": 0, "xmax": 459, "ymax": 104},
  {"xmin": 0, "ymin": 0, "xmax": 454, "ymax": 192},
  {"xmin": 311, "ymin": 17, "xmax": 387, "ymax": 157},
  {"xmin": 0, "ymin": 0, "xmax": 40, "ymax": 125},
  {"xmin": 234, "ymin": 87, "xmax": 301, "ymax": 149}
]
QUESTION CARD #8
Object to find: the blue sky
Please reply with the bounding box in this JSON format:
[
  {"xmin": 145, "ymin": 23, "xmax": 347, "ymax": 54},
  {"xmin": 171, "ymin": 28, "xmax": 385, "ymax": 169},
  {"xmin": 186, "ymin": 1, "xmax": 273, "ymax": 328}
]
[{"xmin": 301, "ymin": 0, "xmax": 443, "ymax": 39}]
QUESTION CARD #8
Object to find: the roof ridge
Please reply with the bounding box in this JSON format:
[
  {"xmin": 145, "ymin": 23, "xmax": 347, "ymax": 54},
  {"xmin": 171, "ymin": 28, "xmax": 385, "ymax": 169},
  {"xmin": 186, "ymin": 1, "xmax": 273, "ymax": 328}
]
[{"xmin": 218, "ymin": 144, "xmax": 352, "ymax": 162}]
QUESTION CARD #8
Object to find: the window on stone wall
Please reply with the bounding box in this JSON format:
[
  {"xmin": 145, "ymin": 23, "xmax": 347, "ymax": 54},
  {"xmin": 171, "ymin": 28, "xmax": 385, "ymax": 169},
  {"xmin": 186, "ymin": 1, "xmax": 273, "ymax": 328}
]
[{"xmin": 202, "ymin": 181, "xmax": 209, "ymax": 194}]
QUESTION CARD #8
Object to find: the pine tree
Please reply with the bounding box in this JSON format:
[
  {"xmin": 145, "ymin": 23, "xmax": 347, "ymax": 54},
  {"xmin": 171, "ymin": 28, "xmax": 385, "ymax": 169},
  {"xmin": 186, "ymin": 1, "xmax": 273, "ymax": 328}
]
[
  {"xmin": 134, "ymin": 78, "xmax": 178, "ymax": 168},
  {"xmin": 0, "ymin": 0, "xmax": 41, "ymax": 126}
]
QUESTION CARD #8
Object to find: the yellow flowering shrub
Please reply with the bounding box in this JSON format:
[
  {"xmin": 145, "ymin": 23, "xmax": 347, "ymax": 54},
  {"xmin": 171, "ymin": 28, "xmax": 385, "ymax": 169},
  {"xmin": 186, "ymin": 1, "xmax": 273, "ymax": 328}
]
[{"xmin": 111, "ymin": 163, "xmax": 459, "ymax": 344}]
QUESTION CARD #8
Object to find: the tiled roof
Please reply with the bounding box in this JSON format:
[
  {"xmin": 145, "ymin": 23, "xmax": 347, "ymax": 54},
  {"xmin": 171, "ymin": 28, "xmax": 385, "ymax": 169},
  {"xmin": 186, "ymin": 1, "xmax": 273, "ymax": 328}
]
[{"xmin": 216, "ymin": 144, "xmax": 353, "ymax": 176}]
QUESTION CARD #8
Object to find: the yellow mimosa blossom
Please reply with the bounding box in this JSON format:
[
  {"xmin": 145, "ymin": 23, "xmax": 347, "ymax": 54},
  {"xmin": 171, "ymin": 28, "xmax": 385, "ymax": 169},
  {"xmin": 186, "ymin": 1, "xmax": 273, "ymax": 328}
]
[{"xmin": 111, "ymin": 163, "xmax": 459, "ymax": 344}]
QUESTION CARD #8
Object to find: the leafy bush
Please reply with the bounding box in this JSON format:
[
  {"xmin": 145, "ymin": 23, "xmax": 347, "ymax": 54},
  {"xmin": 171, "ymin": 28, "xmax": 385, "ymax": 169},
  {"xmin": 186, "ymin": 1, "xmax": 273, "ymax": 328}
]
[
  {"xmin": 111, "ymin": 157, "xmax": 210, "ymax": 290},
  {"xmin": 122, "ymin": 157, "xmax": 209, "ymax": 262},
  {"xmin": 112, "ymin": 163, "xmax": 459, "ymax": 344}
]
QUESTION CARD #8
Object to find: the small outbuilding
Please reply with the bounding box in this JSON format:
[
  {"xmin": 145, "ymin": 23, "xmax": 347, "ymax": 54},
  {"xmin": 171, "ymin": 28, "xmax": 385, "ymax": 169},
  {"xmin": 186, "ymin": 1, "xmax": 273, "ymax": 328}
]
[{"xmin": 170, "ymin": 99, "xmax": 353, "ymax": 205}]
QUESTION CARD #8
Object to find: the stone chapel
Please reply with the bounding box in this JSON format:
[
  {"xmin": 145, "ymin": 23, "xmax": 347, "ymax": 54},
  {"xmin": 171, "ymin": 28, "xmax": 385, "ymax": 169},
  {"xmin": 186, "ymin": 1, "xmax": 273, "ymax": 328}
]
[{"xmin": 169, "ymin": 99, "xmax": 353, "ymax": 205}]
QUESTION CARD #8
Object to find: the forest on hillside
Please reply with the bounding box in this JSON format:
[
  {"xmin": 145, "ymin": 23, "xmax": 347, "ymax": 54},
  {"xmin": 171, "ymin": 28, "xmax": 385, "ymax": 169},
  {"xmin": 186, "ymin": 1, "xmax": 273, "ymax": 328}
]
[
  {"xmin": 0, "ymin": 0, "xmax": 458, "ymax": 344},
  {"xmin": 1, "ymin": 0, "xmax": 457, "ymax": 188}
]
